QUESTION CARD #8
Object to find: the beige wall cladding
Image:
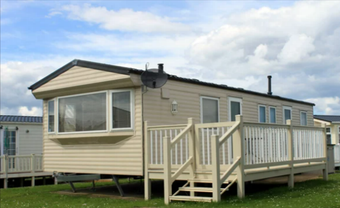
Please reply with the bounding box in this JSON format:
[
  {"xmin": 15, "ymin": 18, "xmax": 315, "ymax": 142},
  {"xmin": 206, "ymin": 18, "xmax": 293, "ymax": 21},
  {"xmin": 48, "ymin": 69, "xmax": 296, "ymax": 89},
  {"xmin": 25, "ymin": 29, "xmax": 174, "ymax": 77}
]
[
  {"xmin": 42, "ymin": 87, "xmax": 143, "ymax": 176},
  {"xmin": 143, "ymin": 80, "xmax": 314, "ymax": 127},
  {"xmin": 33, "ymin": 66, "xmax": 134, "ymax": 99}
]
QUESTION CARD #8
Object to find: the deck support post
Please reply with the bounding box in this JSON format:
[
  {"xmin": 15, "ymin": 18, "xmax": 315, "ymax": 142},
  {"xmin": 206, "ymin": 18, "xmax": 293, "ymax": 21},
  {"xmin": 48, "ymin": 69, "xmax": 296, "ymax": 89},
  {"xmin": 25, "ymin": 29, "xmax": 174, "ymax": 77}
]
[
  {"xmin": 3, "ymin": 155, "xmax": 8, "ymax": 189},
  {"xmin": 144, "ymin": 121, "xmax": 152, "ymax": 200},
  {"xmin": 234, "ymin": 115, "xmax": 245, "ymax": 199},
  {"xmin": 188, "ymin": 118, "xmax": 195, "ymax": 197},
  {"xmin": 322, "ymin": 124, "xmax": 328, "ymax": 181},
  {"xmin": 21, "ymin": 177, "xmax": 24, "ymax": 187},
  {"xmin": 287, "ymin": 120, "xmax": 294, "ymax": 188},
  {"xmin": 211, "ymin": 135, "xmax": 221, "ymax": 202},
  {"xmin": 54, "ymin": 177, "xmax": 58, "ymax": 185},
  {"xmin": 31, "ymin": 154, "xmax": 35, "ymax": 187},
  {"xmin": 163, "ymin": 136, "xmax": 171, "ymax": 205}
]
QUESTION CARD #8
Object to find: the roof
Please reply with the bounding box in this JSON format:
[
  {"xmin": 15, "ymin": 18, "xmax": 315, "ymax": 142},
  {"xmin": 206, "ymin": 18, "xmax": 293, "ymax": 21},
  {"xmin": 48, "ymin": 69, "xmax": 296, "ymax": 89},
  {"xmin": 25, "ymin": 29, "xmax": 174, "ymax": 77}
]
[
  {"xmin": 28, "ymin": 59, "xmax": 315, "ymax": 106},
  {"xmin": 314, "ymin": 115, "xmax": 340, "ymax": 123},
  {"xmin": 0, "ymin": 115, "xmax": 43, "ymax": 123}
]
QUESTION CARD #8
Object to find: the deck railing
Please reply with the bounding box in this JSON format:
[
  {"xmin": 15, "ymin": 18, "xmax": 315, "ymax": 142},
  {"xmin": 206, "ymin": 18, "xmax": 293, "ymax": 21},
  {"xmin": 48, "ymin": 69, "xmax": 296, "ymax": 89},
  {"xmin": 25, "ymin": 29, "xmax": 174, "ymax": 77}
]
[
  {"xmin": 243, "ymin": 121, "xmax": 326, "ymax": 170},
  {"xmin": 195, "ymin": 122, "xmax": 234, "ymax": 166},
  {"xmin": 335, "ymin": 144, "xmax": 340, "ymax": 164},
  {"xmin": 243, "ymin": 124, "xmax": 289, "ymax": 165},
  {"xmin": 0, "ymin": 154, "xmax": 43, "ymax": 174},
  {"xmin": 146, "ymin": 124, "xmax": 188, "ymax": 166},
  {"xmin": 144, "ymin": 117, "xmax": 328, "ymax": 203}
]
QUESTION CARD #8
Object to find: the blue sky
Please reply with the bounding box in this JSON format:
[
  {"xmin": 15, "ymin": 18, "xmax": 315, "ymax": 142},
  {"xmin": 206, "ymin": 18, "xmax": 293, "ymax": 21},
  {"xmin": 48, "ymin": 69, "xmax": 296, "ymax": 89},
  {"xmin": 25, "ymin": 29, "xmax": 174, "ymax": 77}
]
[{"xmin": 1, "ymin": 0, "xmax": 340, "ymax": 116}]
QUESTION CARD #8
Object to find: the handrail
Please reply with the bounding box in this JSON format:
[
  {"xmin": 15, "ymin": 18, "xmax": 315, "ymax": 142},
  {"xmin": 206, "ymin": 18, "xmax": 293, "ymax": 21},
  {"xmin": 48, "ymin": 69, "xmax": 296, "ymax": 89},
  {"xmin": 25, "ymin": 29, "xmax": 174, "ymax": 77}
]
[
  {"xmin": 170, "ymin": 124, "xmax": 193, "ymax": 148},
  {"xmin": 218, "ymin": 121, "xmax": 240, "ymax": 146},
  {"xmin": 220, "ymin": 157, "xmax": 241, "ymax": 183},
  {"xmin": 171, "ymin": 156, "xmax": 193, "ymax": 183}
]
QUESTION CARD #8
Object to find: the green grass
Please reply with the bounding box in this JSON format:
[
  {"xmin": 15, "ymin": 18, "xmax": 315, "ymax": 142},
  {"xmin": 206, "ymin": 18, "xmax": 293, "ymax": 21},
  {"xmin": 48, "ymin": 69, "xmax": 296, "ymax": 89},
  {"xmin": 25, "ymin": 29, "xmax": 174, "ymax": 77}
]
[{"xmin": 1, "ymin": 173, "xmax": 340, "ymax": 208}]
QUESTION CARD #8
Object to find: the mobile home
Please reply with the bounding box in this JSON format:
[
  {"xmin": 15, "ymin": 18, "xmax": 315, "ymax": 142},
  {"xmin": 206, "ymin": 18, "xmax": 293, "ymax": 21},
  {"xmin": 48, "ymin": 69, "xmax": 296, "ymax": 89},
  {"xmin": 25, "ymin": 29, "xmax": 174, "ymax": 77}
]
[{"xmin": 29, "ymin": 59, "xmax": 328, "ymax": 203}]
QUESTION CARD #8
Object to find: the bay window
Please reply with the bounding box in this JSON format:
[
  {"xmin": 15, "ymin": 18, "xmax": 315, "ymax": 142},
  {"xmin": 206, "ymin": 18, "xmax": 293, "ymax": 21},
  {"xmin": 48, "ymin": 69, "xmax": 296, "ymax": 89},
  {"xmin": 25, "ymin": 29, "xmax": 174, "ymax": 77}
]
[
  {"xmin": 48, "ymin": 100, "xmax": 55, "ymax": 132},
  {"xmin": 58, "ymin": 92, "xmax": 107, "ymax": 133},
  {"xmin": 111, "ymin": 90, "xmax": 133, "ymax": 129},
  {"xmin": 48, "ymin": 89, "xmax": 134, "ymax": 134}
]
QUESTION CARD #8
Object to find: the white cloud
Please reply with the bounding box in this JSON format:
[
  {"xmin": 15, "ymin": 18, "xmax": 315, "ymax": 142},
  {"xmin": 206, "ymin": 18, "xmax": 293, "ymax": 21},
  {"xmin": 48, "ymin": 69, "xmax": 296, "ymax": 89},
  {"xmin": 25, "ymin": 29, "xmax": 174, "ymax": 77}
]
[
  {"xmin": 60, "ymin": 4, "xmax": 191, "ymax": 33},
  {"xmin": 305, "ymin": 97, "xmax": 340, "ymax": 114},
  {"xmin": 277, "ymin": 34, "xmax": 315, "ymax": 63},
  {"xmin": 18, "ymin": 107, "xmax": 42, "ymax": 116}
]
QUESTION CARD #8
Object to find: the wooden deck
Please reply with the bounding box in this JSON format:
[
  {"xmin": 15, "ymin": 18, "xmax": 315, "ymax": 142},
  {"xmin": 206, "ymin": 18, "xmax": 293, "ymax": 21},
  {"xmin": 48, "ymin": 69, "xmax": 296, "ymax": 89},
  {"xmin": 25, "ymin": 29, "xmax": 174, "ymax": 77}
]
[
  {"xmin": 0, "ymin": 154, "xmax": 54, "ymax": 188},
  {"xmin": 144, "ymin": 116, "xmax": 328, "ymax": 204}
]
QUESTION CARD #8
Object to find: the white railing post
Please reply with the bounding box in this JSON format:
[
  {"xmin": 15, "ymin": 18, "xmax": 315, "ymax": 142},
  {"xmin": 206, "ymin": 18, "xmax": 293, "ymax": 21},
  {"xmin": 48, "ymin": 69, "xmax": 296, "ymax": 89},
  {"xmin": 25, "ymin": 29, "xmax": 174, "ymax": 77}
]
[
  {"xmin": 286, "ymin": 120, "xmax": 294, "ymax": 188},
  {"xmin": 187, "ymin": 118, "xmax": 195, "ymax": 197},
  {"xmin": 3, "ymin": 155, "xmax": 8, "ymax": 189},
  {"xmin": 31, "ymin": 154, "xmax": 35, "ymax": 187},
  {"xmin": 234, "ymin": 115, "xmax": 245, "ymax": 199},
  {"xmin": 211, "ymin": 134, "xmax": 221, "ymax": 202},
  {"xmin": 163, "ymin": 136, "xmax": 171, "ymax": 205},
  {"xmin": 321, "ymin": 123, "xmax": 328, "ymax": 181},
  {"xmin": 144, "ymin": 121, "xmax": 151, "ymax": 200}
]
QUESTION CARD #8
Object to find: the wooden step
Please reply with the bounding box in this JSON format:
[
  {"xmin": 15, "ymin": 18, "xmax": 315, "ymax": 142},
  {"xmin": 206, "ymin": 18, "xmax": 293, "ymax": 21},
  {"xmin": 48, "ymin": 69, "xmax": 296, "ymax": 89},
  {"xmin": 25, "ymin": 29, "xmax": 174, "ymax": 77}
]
[
  {"xmin": 179, "ymin": 187, "xmax": 224, "ymax": 193},
  {"xmin": 189, "ymin": 179, "xmax": 230, "ymax": 184},
  {"xmin": 170, "ymin": 195, "xmax": 213, "ymax": 202}
]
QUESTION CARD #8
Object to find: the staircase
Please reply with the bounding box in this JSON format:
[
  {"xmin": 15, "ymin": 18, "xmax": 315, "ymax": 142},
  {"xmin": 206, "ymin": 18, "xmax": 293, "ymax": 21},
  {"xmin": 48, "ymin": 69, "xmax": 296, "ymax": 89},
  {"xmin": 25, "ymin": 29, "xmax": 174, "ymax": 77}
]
[{"xmin": 169, "ymin": 177, "xmax": 238, "ymax": 202}]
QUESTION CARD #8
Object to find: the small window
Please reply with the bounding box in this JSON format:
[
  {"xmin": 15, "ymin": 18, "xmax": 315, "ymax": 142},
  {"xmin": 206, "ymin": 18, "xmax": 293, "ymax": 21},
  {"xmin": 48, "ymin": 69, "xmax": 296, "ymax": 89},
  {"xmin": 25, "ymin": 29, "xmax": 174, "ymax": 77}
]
[
  {"xmin": 269, "ymin": 107, "xmax": 276, "ymax": 123},
  {"xmin": 300, "ymin": 111, "xmax": 307, "ymax": 126},
  {"xmin": 201, "ymin": 97, "xmax": 219, "ymax": 123},
  {"xmin": 48, "ymin": 100, "xmax": 55, "ymax": 132},
  {"xmin": 283, "ymin": 106, "xmax": 292, "ymax": 124},
  {"xmin": 326, "ymin": 127, "xmax": 331, "ymax": 144},
  {"xmin": 258, "ymin": 105, "xmax": 266, "ymax": 123},
  {"xmin": 112, "ymin": 90, "xmax": 133, "ymax": 129},
  {"xmin": 58, "ymin": 92, "xmax": 107, "ymax": 133},
  {"xmin": 229, "ymin": 97, "xmax": 242, "ymax": 121}
]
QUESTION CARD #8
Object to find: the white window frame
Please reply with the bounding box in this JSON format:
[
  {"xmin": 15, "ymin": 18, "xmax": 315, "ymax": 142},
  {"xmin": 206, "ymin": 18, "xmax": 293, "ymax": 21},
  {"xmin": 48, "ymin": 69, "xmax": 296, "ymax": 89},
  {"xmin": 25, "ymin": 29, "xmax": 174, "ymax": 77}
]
[
  {"xmin": 110, "ymin": 89, "xmax": 135, "ymax": 131},
  {"xmin": 300, "ymin": 111, "xmax": 307, "ymax": 126},
  {"xmin": 200, "ymin": 96, "xmax": 220, "ymax": 123},
  {"xmin": 228, "ymin": 97, "xmax": 242, "ymax": 121},
  {"xmin": 47, "ymin": 98, "xmax": 56, "ymax": 134},
  {"xmin": 258, "ymin": 105, "xmax": 267, "ymax": 123},
  {"xmin": 56, "ymin": 90, "xmax": 109, "ymax": 135},
  {"xmin": 269, "ymin": 106, "xmax": 276, "ymax": 124},
  {"xmin": 282, "ymin": 106, "xmax": 292, "ymax": 124}
]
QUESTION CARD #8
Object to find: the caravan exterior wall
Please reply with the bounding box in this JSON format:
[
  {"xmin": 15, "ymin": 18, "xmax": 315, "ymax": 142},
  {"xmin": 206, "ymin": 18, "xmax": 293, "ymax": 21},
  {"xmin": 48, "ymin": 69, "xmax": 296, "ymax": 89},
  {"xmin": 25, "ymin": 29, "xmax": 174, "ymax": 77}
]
[{"xmin": 143, "ymin": 79, "xmax": 314, "ymax": 127}]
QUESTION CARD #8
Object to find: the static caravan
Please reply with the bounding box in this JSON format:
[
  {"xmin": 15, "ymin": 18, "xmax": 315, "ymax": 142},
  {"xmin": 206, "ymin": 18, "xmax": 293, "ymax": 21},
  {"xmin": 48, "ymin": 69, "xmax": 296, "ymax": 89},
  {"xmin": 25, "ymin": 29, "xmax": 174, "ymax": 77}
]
[
  {"xmin": 0, "ymin": 115, "xmax": 43, "ymax": 156},
  {"xmin": 29, "ymin": 59, "xmax": 328, "ymax": 203}
]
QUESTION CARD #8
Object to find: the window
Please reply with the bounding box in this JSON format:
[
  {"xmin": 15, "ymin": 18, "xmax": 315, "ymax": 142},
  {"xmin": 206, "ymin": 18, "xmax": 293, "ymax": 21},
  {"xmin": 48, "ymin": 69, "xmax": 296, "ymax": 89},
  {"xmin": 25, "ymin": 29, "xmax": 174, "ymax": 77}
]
[
  {"xmin": 201, "ymin": 97, "xmax": 219, "ymax": 123},
  {"xmin": 58, "ymin": 92, "xmax": 107, "ymax": 133},
  {"xmin": 48, "ymin": 100, "xmax": 55, "ymax": 132},
  {"xmin": 283, "ymin": 106, "xmax": 292, "ymax": 124},
  {"xmin": 111, "ymin": 90, "xmax": 133, "ymax": 129},
  {"xmin": 326, "ymin": 128, "xmax": 331, "ymax": 144},
  {"xmin": 229, "ymin": 97, "xmax": 242, "ymax": 121},
  {"xmin": 269, "ymin": 107, "xmax": 276, "ymax": 123},
  {"xmin": 300, "ymin": 111, "xmax": 307, "ymax": 126},
  {"xmin": 258, "ymin": 105, "xmax": 266, "ymax": 123}
]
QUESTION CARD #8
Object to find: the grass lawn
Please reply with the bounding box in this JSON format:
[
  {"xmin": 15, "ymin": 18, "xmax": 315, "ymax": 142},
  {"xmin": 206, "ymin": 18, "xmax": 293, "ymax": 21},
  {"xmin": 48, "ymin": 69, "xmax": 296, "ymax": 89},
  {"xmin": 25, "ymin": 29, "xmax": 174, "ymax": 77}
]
[{"xmin": 1, "ymin": 172, "xmax": 339, "ymax": 208}]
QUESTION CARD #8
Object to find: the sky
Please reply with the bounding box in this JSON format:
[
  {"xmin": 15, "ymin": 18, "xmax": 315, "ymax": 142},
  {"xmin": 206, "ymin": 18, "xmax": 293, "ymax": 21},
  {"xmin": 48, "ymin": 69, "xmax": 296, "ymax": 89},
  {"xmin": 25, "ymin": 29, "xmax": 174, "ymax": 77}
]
[{"xmin": 1, "ymin": 0, "xmax": 340, "ymax": 116}]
